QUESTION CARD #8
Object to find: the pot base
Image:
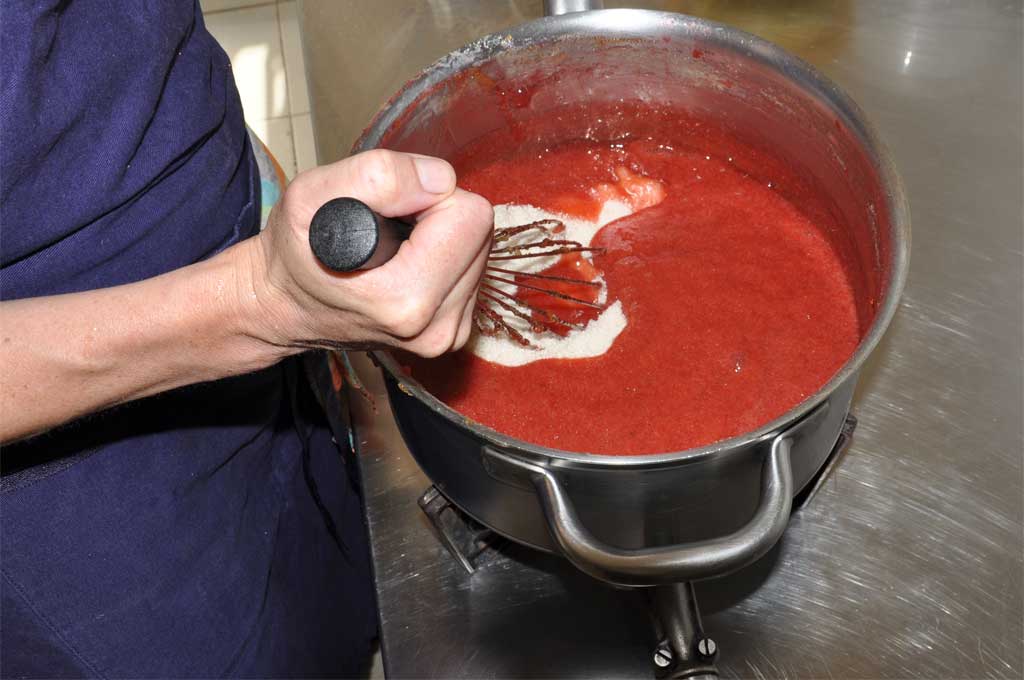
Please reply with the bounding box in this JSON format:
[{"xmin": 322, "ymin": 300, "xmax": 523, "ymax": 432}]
[{"xmin": 414, "ymin": 414, "xmax": 857, "ymax": 675}]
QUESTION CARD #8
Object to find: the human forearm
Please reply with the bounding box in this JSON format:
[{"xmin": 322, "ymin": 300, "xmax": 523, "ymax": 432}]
[
  {"xmin": 0, "ymin": 238, "xmax": 292, "ymax": 443},
  {"xmin": 1, "ymin": 150, "xmax": 492, "ymax": 445}
]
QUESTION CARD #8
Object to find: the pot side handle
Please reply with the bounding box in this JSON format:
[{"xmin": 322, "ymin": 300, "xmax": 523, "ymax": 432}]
[
  {"xmin": 543, "ymin": 0, "xmax": 604, "ymax": 16},
  {"xmin": 483, "ymin": 436, "xmax": 793, "ymax": 587}
]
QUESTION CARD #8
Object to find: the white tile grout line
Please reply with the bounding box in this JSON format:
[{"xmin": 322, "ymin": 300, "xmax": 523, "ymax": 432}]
[
  {"xmin": 274, "ymin": 0, "xmax": 300, "ymax": 178},
  {"xmin": 289, "ymin": 0, "xmax": 320, "ymax": 167},
  {"xmin": 202, "ymin": 0, "xmax": 276, "ymax": 15}
]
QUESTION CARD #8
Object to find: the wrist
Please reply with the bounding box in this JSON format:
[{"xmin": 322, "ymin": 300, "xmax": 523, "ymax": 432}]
[{"xmin": 217, "ymin": 235, "xmax": 304, "ymax": 368}]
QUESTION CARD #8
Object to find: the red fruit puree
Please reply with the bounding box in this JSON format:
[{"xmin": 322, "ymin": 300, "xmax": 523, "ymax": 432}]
[{"xmin": 403, "ymin": 115, "xmax": 862, "ymax": 456}]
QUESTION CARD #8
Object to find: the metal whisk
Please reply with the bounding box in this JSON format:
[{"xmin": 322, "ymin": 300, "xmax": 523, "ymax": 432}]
[
  {"xmin": 308, "ymin": 198, "xmax": 606, "ymax": 348},
  {"xmin": 474, "ymin": 218, "xmax": 605, "ymax": 347}
]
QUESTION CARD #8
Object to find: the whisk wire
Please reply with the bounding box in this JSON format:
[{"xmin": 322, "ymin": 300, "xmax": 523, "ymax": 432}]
[
  {"xmin": 475, "ymin": 217, "xmax": 607, "ymax": 348},
  {"xmin": 480, "ymin": 284, "xmax": 581, "ymax": 332}
]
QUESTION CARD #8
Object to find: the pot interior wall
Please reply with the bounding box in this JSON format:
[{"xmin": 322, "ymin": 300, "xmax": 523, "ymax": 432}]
[{"xmin": 374, "ymin": 31, "xmax": 893, "ymax": 332}]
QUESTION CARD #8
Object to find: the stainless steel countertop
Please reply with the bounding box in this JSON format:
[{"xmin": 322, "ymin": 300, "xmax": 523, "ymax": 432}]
[{"xmin": 299, "ymin": 1, "xmax": 1023, "ymax": 677}]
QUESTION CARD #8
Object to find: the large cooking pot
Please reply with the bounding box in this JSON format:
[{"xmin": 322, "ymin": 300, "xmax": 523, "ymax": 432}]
[{"xmin": 355, "ymin": 5, "xmax": 910, "ymax": 589}]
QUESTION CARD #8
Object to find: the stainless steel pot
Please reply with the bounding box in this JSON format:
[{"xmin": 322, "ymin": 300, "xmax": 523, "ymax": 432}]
[{"xmin": 355, "ymin": 7, "xmax": 910, "ymax": 590}]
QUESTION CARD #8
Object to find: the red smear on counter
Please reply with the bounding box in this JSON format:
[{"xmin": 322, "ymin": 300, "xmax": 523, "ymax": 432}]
[{"xmin": 403, "ymin": 120, "xmax": 861, "ymax": 456}]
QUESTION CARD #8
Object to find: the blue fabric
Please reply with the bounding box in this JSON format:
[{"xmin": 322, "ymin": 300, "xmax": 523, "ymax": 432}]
[
  {"xmin": 1, "ymin": 1, "xmax": 255, "ymax": 298},
  {"xmin": 0, "ymin": 2, "xmax": 377, "ymax": 677}
]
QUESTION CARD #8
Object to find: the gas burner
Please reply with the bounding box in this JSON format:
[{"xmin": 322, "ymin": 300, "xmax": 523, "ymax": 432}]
[
  {"xmin": 418, "ymin": 486, "xmax": 504, "ymax": 574},
  {"xmin": 417, "ymin": 414, "xmax": 859, "ymax": 678}
]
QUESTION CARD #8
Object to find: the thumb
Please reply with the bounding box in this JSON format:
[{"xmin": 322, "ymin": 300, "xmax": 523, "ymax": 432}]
[{"xmin": 298, "ymin": 149, "xmax": 457, "ymax": 218}]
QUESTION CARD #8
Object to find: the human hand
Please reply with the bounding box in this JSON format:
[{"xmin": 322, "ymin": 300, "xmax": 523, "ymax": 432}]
[{"xmin": 244, "ymin": 149, "xmax": 493, "ymax": 357}]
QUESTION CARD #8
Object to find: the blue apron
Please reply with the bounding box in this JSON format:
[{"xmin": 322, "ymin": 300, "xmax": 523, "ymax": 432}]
[{"xmin": 0, "ymin": 2, "xmax": 376, "ymax": 676}]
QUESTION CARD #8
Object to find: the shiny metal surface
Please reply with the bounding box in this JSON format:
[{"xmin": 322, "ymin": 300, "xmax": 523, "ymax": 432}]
[
  {"xmin": 347, "ymin": 6, "xmax": 909, "ymax": 580},
  {"xmin": 380, "ymin": 366, "xmax": 853, "ymax": 555},
  {"xmin": 355, "ymin": 7, "xmax": 907, "ymax": 464},
  {"xmin": 300, "ymin": 0, "xmax": 1023, "ymax": 677},
  {"xmin": 544, "ymin": 0, "xmax": 604, "ymax": 15},
  {"xmin": 496, "ymin": 435, "xmax": 793, "ymax": 586},
  {"xmin": 650, "ymin": 582, "xmax": 719, "ymax": 678}
]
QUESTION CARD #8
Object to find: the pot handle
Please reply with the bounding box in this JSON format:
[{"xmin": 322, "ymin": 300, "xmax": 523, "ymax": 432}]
[
  {"xmin": 483, "ymin": 436, "xmax": 794, "ymax": 587},
  {"xmin": 543, "ymin": 0, "xmax": 604, "ymax": 16}
]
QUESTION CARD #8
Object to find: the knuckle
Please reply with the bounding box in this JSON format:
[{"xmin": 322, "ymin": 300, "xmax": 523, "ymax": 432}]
[
  {"xmin": 282, "ymin": 170, "xmax": 322, "ymax": 214},
  {"xmin": 287, "ymin": 169, "xmax": 315, "ymax": 195},
  {"xmin": 282, "ymin": 170, "xmax": 309, "ymax": 199},
  {"xmin": 414, "ymin": 341, "xmax": 446, "ymax": 359},
  {"xmin": 383, "ymin": 296, "xmax": 435, "ymax": 338},
  {"xmin": 452, "ymin": 321, "xmax": 472, "ymax": 351},
  {"xmin": 440, "ymin": 322, "xmax": 461, "ymax": 354},
  {"xmin": 357, "ymin": 150, "xmax": 402, "ymax": 204},
  {"xmin": 414, "ymin": 324, "xmax": 458, "ymax": 359}
]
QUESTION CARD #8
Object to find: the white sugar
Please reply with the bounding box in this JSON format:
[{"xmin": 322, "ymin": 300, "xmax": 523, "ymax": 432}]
[{"xmin": 469, "ymin": 201, "xmax": 632, "ymax": 367}]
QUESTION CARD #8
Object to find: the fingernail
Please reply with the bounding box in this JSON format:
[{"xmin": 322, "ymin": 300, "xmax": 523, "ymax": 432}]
[{"xmin": 413, "ymin": 157, "xmax": 455, "ymax": 194}]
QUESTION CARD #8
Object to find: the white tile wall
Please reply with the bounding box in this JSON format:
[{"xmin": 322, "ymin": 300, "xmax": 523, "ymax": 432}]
[
  {"xmin": 257, "ymin": 116, "xmax": 297, "ymax": 178},
  {"xmin": 200, "ymin": 0, "xmax": 274, "ymax": 15},
  {"xmin": 203, "ymin": 0, "xmax": 314, "ymax": 180},
  {"xmin": 292, "ymin": 112, "xmax": 318, "ymax": 173},
  {"xmin": 206, "ymin": 3, "xmax": 288, "ymax": 120},
  {"xmin": 278, "ymin": 1, "xmax": 310, "ymax": 116}
]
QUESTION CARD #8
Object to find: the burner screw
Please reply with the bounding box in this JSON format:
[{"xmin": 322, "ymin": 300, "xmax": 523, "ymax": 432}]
[
  {"xmin": 653, "ymin": 643, "xmax": 673, "ymax": 668},
  {"xmin": 696, "ymin": 637, "xmax": 718, "ymax": 659}
]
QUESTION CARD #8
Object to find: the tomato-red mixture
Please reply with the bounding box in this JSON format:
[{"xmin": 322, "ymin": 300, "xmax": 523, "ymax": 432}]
[{"xmin": 403, "ymin": 114, "xmax": 861, "ymax": 456}]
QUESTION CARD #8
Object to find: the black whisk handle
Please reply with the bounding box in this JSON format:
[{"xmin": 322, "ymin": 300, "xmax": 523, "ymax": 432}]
[{"xmin": 309, "ymin": 197, "xmax": 413, "ymax": 272}]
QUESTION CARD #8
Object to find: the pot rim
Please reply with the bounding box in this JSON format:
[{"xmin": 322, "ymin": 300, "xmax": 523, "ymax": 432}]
[{"xmin": 357, "ymin": 8, "xmax": 911, "ymax": 470}]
